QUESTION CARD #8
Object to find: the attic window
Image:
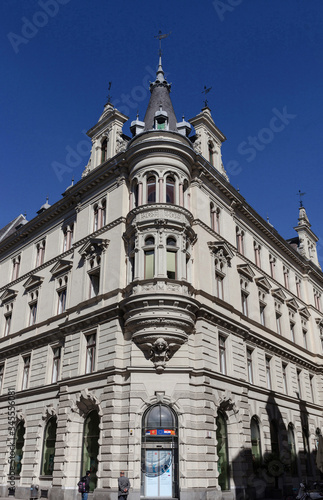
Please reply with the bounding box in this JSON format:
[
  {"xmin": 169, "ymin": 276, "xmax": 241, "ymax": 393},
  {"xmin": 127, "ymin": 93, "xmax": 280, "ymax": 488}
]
[{"xmin": 157, "ymin": 119, "xmax": 166, "ymax": 130}]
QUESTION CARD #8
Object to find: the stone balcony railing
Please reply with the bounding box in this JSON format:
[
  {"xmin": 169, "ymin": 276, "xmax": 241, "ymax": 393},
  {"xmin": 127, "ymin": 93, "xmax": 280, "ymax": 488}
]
[{"xmin": 127, "ymin": 203, "xmax": 194, "ymax": 229}]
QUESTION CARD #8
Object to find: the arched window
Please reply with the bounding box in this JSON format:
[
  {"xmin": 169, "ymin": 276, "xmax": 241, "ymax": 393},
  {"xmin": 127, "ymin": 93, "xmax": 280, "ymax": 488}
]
[
  {"xmin": 216, "ymin": 411, "xmax": 229, "ymax": 490},
  {"xmin": 41, "ymin": 417, "xmax": 57, "ymax": 476},
  {"xmin": 101, "ymin": 199, "xmax": 106, "ymax": 227},
  {"xmin": 166, "ymin": 237, "xmax": 177, "ymax": 279},
  {"xmin": 270, "ymin": 420, "xmax": 280, "ymax": 456},
  {"xmin": 250, "ymin": 417, "xmax": 262, "ymax": 471},
  {"xmin": 287, "ymin": 424, "xmax": 298, "ymax": 477},
  {"xmin": 93, "ymin": 205, "xmax": 99, "ymax": 232},
  {"xmin": 133, "ymin": 180, "xmax": 139, "ymax": 208},
  {"xmin": 14, "ymin": 422, "xmax": 25, "ymax": 476},
  {"xmin": 166, "ymin": 176, "xmax": 175, "ymax": 204},
  {"xmin": 144, "ymin": 237, "xmax": 155, "ymax": 279},
  {"xmin": 82, "ymin": 411, "xmax": 100, "ymax": 491},
  {"xmin": 147, "ymin": 176, "xmax": 156, "ymax": 204},
  {"xmin": 141, "ymin": 404, "xmax": 178, "ymax": 498},
  {"xmin": 101, "ymin": 138, "xmax": 107, "ymax": 163}
]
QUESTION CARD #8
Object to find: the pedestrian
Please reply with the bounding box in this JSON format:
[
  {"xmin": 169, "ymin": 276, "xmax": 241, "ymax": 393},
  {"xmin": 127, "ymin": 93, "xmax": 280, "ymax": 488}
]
[
  {"xmin": 118, "ymin": 471, "xmax": 130, "ymax": 500},
  {"xmin": 79, "ymin": 470, "xmax": 91, "ymax": 500}
]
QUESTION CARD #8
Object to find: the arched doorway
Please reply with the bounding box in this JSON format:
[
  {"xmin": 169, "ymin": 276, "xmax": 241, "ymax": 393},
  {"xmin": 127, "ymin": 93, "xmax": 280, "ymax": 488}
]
[
  {"xmin": 41, "ymin": 417, "xmax": 57, "ymax": 476},
  {"xmin": 81, "ymin": 411, "xmax": 100, "ymax": 491},
  {"xmin": 141, "ymin": 404, "xmax": 178, "ymax": 498}
]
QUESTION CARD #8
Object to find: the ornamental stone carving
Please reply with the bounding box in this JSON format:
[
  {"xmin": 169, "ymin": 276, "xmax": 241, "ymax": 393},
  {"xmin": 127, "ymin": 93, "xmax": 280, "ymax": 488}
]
[{"xmin": 149, "ymin": 338, "xmax": 170, "ymax": 373}]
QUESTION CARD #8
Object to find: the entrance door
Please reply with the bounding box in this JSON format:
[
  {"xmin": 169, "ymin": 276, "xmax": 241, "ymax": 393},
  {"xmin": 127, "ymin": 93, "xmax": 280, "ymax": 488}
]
[{"xmin": 145, "ymin": 449, "xmax": 172, "ymax": 497}]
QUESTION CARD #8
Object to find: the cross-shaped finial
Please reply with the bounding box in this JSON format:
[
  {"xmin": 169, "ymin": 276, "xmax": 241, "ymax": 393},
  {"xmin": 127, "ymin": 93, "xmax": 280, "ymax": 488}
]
[
  {"xmin": 202, "ymin": 85, "xmax": 212, "ymax": 107},
  {"xmin": 297, "ymin": 189, "xmax": 306, "ymax": 207},
  {"xmin": 106, "ymin": 81, "xmax": 112, "ymax": 103},
  {"xmin": 154, "ymin": 30, "xmax": 171, "ymax": 57}
]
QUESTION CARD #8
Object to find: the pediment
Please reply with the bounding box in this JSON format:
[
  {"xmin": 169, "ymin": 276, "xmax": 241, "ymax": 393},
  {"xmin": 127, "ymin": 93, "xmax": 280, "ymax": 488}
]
[
  {"xmin": 255, "ymin": 276, "xmax": 271, "ymax": 292},
  {"xmin": 271, "ymin": 288, "xmax": 287, "ymax": 302},
  {"xmin": 286, "ymin": 298, "xmax": 299, "ymax": 312},
  {"xmin": 23, "ymin": 275, "xmax": 44, "ymax": 291},
  {"xmin": 79, "ymin": 238, "xmax": 109, "ymax": 259},
  {"xmin": 0, "ymin": 288, "xmax": 18, "ymax": 303},
  {"xmin": 207, "ymin": 241, "xmax": 234, "ymax": 265},
  {"xmin": 237, "ymin": 264, "xmax": 255, "ymax": 281},
  {"xmin": 299, "ymin": 307, "xmax": 311, "ymax": 319},
  {"xmin": 50, "ymin": 259, "xmax": 73, "ymax": 277}
]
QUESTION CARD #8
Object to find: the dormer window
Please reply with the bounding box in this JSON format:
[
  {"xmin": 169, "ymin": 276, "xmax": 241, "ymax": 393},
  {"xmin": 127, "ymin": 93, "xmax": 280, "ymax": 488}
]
[{"xmin": 154, "ymin": 105, "xmax": 168, "ymax": 130}]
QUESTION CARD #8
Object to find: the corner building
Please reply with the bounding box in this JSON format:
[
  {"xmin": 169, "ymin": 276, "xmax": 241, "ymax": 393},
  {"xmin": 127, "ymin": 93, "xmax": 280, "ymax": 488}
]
[{"xmin": 1, "ymin": 57, "xmax": 323, "ymax": 500}]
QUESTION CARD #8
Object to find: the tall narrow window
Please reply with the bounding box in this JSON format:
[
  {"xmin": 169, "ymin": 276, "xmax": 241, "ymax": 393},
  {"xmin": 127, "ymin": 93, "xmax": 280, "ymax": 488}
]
[
  {"xmin": 22, "ymin": 355, "xmax": 30, "ymax": 390},
  {"xmin": 36, "ymin": 240, "xmax": 46, "ymax": 267},
  {"xmin": 236, "ymin": 229, "xmax": 244, "ymax": 255},
  {"xmin": 41, "ymin": 417, "xmax": 57, "ymax": 476},
  {"xmin": 254, "ymin": 243, "xmax": 261, "ymax": 267},
  {"xmin": 241, "ymin": 290, "xmax": 248, "ymax": 316},
  {"xmin": 284, "ymin": 267, "xmax": 289, "ymax": 289},
  {"xmin": 166, "ymin": 237, "xmax": 177, "ymax": 279},
  {"xmin": 93, "ymin": 205, "xmax": 99, "ymax": 231},
  {"xmin": 276, "ymin": 313, "xmax": 281, "ymax": 335},
  {"xmin": 14, "ymin": 422, "xmax": 25, "ymax": 476},
  {"xmin": 250, "ymin": 417, "xmax": 262, "ymax": 471},
  {"xmin": 259, "ymin": 303, "xmax": 266, "ymax": 326},
  {"xmin": 282, "ymin": 363, "xmax": 288, "ymax": 394},
  {"xmin": 296, "ymin": 277, "xmax": 301, "ymax": 299},
  {"xmin": 86, "ymin": 334, "xmax": 96, "ymax": 374},
  {"xmin": 247, "ymin": 348, "xmax": 253, "ymax": 384},
  {"xmin": 81, "ymin": 411, "xmax": 100, "ymax": 491},
  {"xmin": 219, "ymin": 335, "xmax": 226, "ymax": 375},
  {"xmin": 314, "ymin": 291, "xmax": 321, "ymax": 312},
  {"xmin": 0, "ymin": 364, "xmax": 4, "ymax": 393},
  {"xmin": 296, "ymin": 369, "xmax": 302, "ymax": 399},
  {"xmin": 208, "ymin": 141, "xmax": 214, "ymax": 166},
  {"xmin": 303, "ymin": 329, "xmax": 308, "ymax": 349},
  {"xmin": 57, "ymin": 277, "xmax": 68, "ymax": 314},
  {"xmin": 101, "ymin": 199, "xmax": 106, "ymax": 227},
  {"xmin": 309, "ymin": 375, "xmax": 315, "ymax": 403},
  {"xmin": 166, "ymin": 176, "xmax": 175, "ymax": 204},
  {"xmin": 216, "ymin": 412, "xmax": 230, "ymax": 490},
  {"xmin": 290, "ymin": 322, "xmax": 295, "ymax": 343},
  {"xmin": 4, "ymin": 308, "xmax": 12, "ymax": 336},
  {"xmin": 89, "ymin": 256, "xmax": 100, "ymax": 298},
  {"xmin": 215, "ymin": 274, "xmax": 224, "ymax": 300},
  {"xmin": 52, "ymin": 347, "xmax": 61, "ymax": 383},
  {"xmin": 147, "ymin": 176, "xmax": 156, "ymax": 204},
  {"xmin": 144, "ymin": 237, "xmax": 155, "ymax": 279},
  {"xmin": 101, "ymin": 138, "xmax": 107, "ymax": 163},
  {"xmin": 287, "ymin": 424, "xmax": 298, "ymax": 477},
  {"xmin": 265, "ymin": 356, "xmax": 272, "ymax": 390},
  {"xmin": 269, "ymin": 255, "xmax": 276, "ymax": 279},
  {"xmin": 29, "ymin": 292, "xmax": 38, "ymax": 326}
]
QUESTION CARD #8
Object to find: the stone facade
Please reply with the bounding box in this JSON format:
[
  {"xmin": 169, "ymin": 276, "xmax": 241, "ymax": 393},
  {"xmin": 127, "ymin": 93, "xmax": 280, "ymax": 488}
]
[{"xmin": 0, "ymin": 58, "xmax": 323, "ymax": 500}]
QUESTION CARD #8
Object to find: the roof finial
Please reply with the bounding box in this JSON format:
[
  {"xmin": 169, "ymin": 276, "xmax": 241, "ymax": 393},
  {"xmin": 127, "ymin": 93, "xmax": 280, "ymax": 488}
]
[
  {"xmin": 202, "ymin": 85, "xmax": 212, "ymax": 107},
  {"xmin": 297, "ymin": 189, "xmax": 306, "ymax": 207},
  {"xmin": 154, "ymin": 30, "xmax": 171, "ymax": 82}
]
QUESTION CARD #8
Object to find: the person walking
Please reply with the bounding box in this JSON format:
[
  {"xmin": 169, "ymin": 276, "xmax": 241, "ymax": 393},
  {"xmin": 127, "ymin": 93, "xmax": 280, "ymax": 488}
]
[
  {"xmin": 80, "ymin": 470, "xmax": 91, "ymax": 500},
  {"xmin": 118, "ymin": 471, "xmax": 130, "ymax": 500}
]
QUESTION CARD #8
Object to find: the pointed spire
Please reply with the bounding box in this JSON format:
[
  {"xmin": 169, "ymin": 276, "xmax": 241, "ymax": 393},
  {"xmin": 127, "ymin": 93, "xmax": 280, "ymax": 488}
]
[{"xmin": 156, "ymin": 53, "xmax": 165, "ymax": 83}]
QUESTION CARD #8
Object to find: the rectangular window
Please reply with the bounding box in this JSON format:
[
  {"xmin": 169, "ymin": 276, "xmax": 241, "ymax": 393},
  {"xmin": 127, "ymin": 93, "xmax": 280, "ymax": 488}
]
[
  {"xmin": 219, "ymin": 335, "xmax": 226, "ymax": 375},
  {"xmin": 276, "ymin": 313, "xmax": 281, "ymax": 335},
  {"xmin": 247, "ymin": 348, "xmax": 253, "ymax": 384},
  {"xmin": 12, "ymin": 255, "xmax": 21, "ymax": 281},
  {"xmin": 144, "ymin": 250, "xmax": 155, "ymax": 279},
  {"xmin": 166, "ymin": 250, "xmax": 176, "ymax": 279},
  {"xmin": 236, "ymin": 231, "xmax": 244, "ymax": 255},
  {"xmin": 260, "ymin": 303, "xmax": 266, "ymax": 326},
  {"xmin": 290, "ymin": 322, "xmax": 295, "ymax": 343},
  {"xmin": 4, "ymin": 312, "xmax": 12, "ymax": 337},
  {"xmin": 269, "ymin": 256, "xmax": 275, "ymax": 279},
  {"xmin": 29, "ymin": 300, "xmax": 38, "ymax": 326},
  {"xmin": 265, "ymin": 356, "xmax": 272, "ymax": 390},
  {"xmin": 296, "ymin": 278, "xmax": 301, "ymax": 299},
  {"xmin": 57, "ymin": 288, "xmax": 67, "ymax": 314},
  {"xmin": 241, "ymin": 291, "xmax": 248, "ymax": 316},
  {"xmin": 22, "ymin": 355, "xmax": 30, "ymax": 390},
  {"xmin": 216, "ymin": 274, "xmax": 224, "ymax": 300},
  {"xmin": 282, "ymin": 363, "xmax": 288, "ymax": 394},
  {"xmin": 85, "ymin": 334, "xmax": 96, "ymax": 374},
  {"xmin": 309, "ymin": 375, "xmax": 315, "ymax": 403},
  {"xmin": 303, "ymin": 329, "xmax": 308, "ymax": 349},
  {"xmin": 0, "ymin": 364, "xmax": 4, "ymax": 393},
  {"xmin": 296, "ymin": 369, "xmax": 302, "ymax": 399},
  {"xmin": 284, "ymin": 268, "xmax": 289, "ymax": 289},
  {"xmin": 254, "ymin": 244, "xmax": 261, "ymax": 267},
  {"xmin": 36, "ymin": 240, "xmax": 46, "ymax": 267},
  {"xmin": 52, "ymin": 347, "xmax": 61, "ymax": 383}
]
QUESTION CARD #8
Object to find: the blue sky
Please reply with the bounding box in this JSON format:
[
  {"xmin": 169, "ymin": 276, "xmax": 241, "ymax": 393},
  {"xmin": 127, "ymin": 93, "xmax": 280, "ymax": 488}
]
[{"xmin": 1, "ymin": 0, "xmax": 323, "ymax": 261}]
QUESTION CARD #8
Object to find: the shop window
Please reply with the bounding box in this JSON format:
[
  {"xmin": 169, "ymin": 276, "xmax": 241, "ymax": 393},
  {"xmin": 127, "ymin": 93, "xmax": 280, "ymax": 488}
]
[
  {"xmin": 166, "ymin": 176, "xmax": 175, "ymax": 204},
  {"xmin": 250, "ymin": 417, "xmax": 262, "ymax": 471},
  {"xmin": 41, "ymin": 417, "xmax": 57, "ymax": 476},
  {"xmin": 147, "ymin": 176, "xmax": 156, "ymax": 204},
  {"xmin": 81, "ymin": 411, "xmax": 100, "ymax": 491},
  {"xmin": 216, "ymin": 411, "xmax": 230, "ymax": 490},
  {"xmin": 14, "ymin": 422, "xmax": 25, "ymax": 476}
]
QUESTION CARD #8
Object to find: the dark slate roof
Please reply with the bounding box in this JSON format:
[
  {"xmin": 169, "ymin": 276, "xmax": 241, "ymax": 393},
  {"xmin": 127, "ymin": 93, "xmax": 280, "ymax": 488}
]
[
  {"xmin": 0, "ymin": 214, "xmax": 26, "ymax": 243},
  {"xmin": 144, "ymin": 84, "xmax": 178, "ymax": 131}
]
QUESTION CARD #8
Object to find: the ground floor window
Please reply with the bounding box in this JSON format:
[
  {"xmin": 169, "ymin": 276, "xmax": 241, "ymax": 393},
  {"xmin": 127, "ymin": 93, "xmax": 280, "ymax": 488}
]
[
  {"xmin": 41, "ymin": 417, "xmax": 57, "ymax": 476},
  {"xmin": 14, "ymin": 422, "xmax": 25, "ymax": 476},
  {"xmin": 82, "ymin": 411, "xmax": 100, "ymax": 491},
  {"xmin": 216, "ymin": 411, "xmax": 230, "ymax": 490}
]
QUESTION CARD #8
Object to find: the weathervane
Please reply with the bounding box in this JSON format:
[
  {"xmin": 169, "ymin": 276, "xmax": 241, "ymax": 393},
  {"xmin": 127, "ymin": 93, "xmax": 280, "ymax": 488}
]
[
  {"xmin": 297, "ymin": 189, "xmax": 306, "ymax": 207},
  {"xmin": 202, "ymin": 85, "xmax": 212, "ymax": 107},
  {"xmin": 106, "ymin": 81, "xmax": 112, "ymax": 103},
  {"xmin": 154, "ymin": 30, "xmax": 171, "ymax": 56}
]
